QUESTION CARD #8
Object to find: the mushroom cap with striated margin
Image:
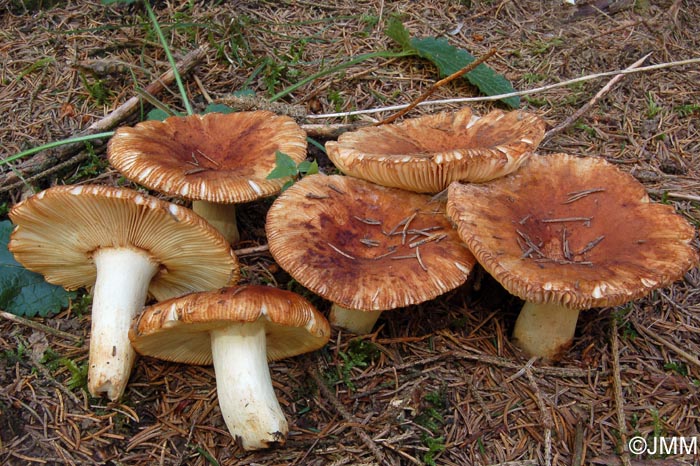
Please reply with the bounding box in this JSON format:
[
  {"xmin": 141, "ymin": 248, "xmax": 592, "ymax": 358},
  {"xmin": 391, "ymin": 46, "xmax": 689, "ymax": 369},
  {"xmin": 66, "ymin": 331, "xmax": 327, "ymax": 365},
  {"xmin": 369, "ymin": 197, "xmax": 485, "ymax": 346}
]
[
  {"xmin": 266, "ymin": 174, "xmax": 476, "ymax": 311},
  {"xmin": 9, "ymin": 184, "xmax": 239, "ymax": 300},
  {"xmin": 325, "ymin": 107, "xmax": 545, "ymax": 193},
  {"xmin": 130, "ymin": 285, "xmax": 331, "ymax": 364},
  {"xmin": 446, "ymin": 153, "xmax": 699, "ymax": 310},
  {"xmin": 107, "ymin": 111, "xmax": 307, "ymax": 203}
]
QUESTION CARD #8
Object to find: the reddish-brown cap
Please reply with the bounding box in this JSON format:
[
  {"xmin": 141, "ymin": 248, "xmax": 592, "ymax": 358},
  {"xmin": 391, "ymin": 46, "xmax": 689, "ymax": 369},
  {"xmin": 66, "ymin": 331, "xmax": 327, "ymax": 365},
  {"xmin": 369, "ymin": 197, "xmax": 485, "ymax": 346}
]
[
  {"xmin": 446, "ymin": 153, "xmax": 699, "ymax": 310},
  {"xmin": 266, "ymin": 174, "xmax": 476, "ymax": 311},
  {"xmin": 325, "ymin": 107, "xmax": 545, "ymax": 193},
  {"xmin": 130, "ymin": 285, "xmax": 330, "ymax": 364},
  {"xmin": 9, "ymin": 185, "xmax": 239, "ymax": 299},
  {"xmin": 107, "ymin": 111, "xmax": 307, "ymax": 203}
]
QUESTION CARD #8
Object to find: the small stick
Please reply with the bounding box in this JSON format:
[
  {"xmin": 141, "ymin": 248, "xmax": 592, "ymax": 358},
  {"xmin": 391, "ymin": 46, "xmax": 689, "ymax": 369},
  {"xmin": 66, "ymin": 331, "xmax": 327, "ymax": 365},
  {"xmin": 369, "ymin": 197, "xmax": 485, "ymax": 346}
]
[
  {"xmin": 563, "ymin": 188, "xmax": 606, "ymax": 204},
  {"xmin": 576, "ymin": 235, "xmax": 605, "ymax": 256},
  {"xmin": 353, "ymin": 216, "xmax": 382, "ymax": 225},
  {"xmin": 375, "ymin": 49, "xmax": 497, "ymax": 126},
  {"xmin": 541, "ymin": 217, "xmax": 592, "ymax": 226},
  {"xmin": 409, "ymin": 233, "xmax": 447, "ymax": 248},
  {"xmin": 0, "ymin": 310, "xmax": 81, "ymax": 342},
  {"xmin": 415, "ymin": 246, "xmax": 428, "ymax": 272},
  {"xmin": 535, "ymin": 258, "xmax": 594, "ymax": 266},
  {"xmin": 519, "ymin": 214, "xmax": 532, "ymax": 225},
  {"xmin": 562, "ymin": 228, "xmax": 572, "ymax": 261},
  {"xmin": 326, "ymin": 242, "xmax": 356, "ymax": 260},
  {"xmin": 517, "ymin": 229, "xmax": 544, "ymax": 258},
  {"xmin": 195, "ymin": 149, "xmax": 220, "ymax": 167},
  {"xmin": 233, "ymin": 244, "xmax": 270, "ymax": 257},
  {"xmin": 327, "ymin": 183, "xmax": 345, "ymax": 195},
  {"xmin": 373, "ymin": 246, "xmax": 398, "ymax": 260},
  {"xmin": 401, "ymin": 212, "xmax": 417, "ymax": 245},
  {"xmin": 305, "ymin": 193, "xmax": 329, "ymax": 200},
  {"xmin": 610, "ymin": 319, "xmax": 633, "ymax": 466},
  {"xmin": 359, "ymin": 238, "xmax": 380, "ymax": 247},
  {"xmin": 184, "ymin": 167, "xmax": 207, "ymax": 175},
  {"xmin": 390, "ymin": 254, "xmax": 418, "ymax": 260}
]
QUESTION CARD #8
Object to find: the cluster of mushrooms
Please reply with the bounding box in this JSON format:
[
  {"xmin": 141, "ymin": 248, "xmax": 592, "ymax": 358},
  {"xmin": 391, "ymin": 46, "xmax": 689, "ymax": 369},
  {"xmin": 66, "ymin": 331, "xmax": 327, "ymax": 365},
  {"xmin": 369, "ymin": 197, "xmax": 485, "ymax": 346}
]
[{"xmin": 7, "ymin": 106, "xmax": 698, "ymax": 450}]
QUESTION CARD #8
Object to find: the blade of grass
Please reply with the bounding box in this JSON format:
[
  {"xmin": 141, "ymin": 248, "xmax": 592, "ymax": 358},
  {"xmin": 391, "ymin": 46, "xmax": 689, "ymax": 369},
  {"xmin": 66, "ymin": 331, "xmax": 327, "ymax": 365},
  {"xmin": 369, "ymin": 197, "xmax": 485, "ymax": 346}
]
[
  {"xmin": 1, "ymin": 132, "xmax": 116, "ymax": 166},
  {"xmin": 144, "ymin": 2, "xmax": 194, "ymax": 115}
]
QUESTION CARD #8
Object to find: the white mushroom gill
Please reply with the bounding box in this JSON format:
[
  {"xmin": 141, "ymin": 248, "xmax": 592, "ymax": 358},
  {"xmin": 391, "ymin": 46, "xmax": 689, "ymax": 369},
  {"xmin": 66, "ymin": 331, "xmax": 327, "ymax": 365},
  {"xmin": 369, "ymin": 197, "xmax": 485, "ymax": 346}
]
[
  {"xmin": 210, "ymin": 320, "xmax": 288, "ymax": 450},
  {"xmin": 89, "ymin": 247, "xmax": 159, "ymax": 400}
]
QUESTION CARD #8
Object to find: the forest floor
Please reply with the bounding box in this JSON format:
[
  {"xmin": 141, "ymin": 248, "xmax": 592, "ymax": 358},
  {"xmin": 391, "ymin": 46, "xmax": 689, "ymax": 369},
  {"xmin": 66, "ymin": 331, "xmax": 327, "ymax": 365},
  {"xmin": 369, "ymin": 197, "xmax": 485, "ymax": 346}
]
[{"xmin": 0, "ymin": 1, "xmax": 699, "ymax": 465}]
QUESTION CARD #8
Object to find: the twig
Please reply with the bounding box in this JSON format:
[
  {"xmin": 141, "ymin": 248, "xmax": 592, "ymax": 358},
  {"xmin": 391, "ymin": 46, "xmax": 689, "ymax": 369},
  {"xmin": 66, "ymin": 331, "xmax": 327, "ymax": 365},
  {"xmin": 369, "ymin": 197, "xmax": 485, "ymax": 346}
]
[
  {"xmin": 308, "ymin": 367, "xmax": 386, "ymax": 465},
  {"xmin": 610, "ymin": 319, "xmax": 632, "ymax": 466},
  {"xmin": 572, "ymin": 420, "xmax": 586, "ymax": 466},
  {"xmin": 525, "ymin": 367, "xmax": 553, "ymax": 466},
  {"xmin": 233, "ymin": 244, "xmax": 270, "ymax": 257},
  {"xmin": 0, "ymin": 310, "xmax": 81, "ymax": 342},
  {"xmin": 1, "ymin": 46, "xmax": 209, "ymax": 194},
  {"xmin": 375, "ymin": 49, "xmax": 497, "ymax": 126},
  {"xmin": 306, "ymin": 57, "xmax": 700, "ymax": 120},
  {"xmin": 545, "ymin": 53, "xmax": 651, "ymax": 139}
]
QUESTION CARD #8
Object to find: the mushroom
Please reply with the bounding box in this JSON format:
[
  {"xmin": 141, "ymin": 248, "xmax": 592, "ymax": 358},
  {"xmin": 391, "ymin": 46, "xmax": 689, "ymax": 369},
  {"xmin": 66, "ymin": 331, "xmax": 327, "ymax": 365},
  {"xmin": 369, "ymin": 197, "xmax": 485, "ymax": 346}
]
[
  {"xmin": 446, "ymin": 153, "xmax": 699, "ymax": 359},
  {"xmin": 107, "ymin": 111, "xmax": 308, "ymax": 244},
  {"xmin": 325, "ymin": 106, "xmax": 545, "ymax": 193},
  {"xmin": 129, "ymin": 285, "xmax": 330, "ymax": 450},
  {"xmin": 266, "ymin": 173, "xmax": 476, "ymax": 334},
  {"xmin": 9, "ymin": 185, "xmax": 239, "ymax": 400}
]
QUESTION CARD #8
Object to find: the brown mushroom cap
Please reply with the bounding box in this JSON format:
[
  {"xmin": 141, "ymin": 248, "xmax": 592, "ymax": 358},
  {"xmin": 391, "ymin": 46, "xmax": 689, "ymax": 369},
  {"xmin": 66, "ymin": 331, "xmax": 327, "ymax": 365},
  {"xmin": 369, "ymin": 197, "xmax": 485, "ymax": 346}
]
[
  {"xmin": 9, "ymin": 185, "xmax": 239, "ymax": 299},
  {"xmin": 266, "ymin": 174, "xmax": 476, "ymax": 311},
  {"xmin": 130, "ymin": 285, "xmax": 331, "ymax": 364},
  {"xmin": 107, "ymin": 111, "xmax": 307, "ymax": 203},
  {"xmin": 325, "ymin": 107, "xmax": 545, "ymax": 193},
  {"xmin": 446, "ymin": 153, "xmax": 699, "ymax": 310}
]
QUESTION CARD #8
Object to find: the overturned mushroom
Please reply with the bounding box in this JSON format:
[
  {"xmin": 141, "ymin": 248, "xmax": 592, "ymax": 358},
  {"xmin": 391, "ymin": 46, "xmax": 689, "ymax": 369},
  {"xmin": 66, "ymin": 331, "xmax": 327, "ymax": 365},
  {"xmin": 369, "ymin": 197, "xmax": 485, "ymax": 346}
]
[
  {"xmin": 266, "ymin": 174, "xmax": 475, "ymax": 334},
  {"xmin": 107, "ymin": 111, "xmax": 307, "ymax": 243},
  {"xmin": 9, "ymin": 185, "xmax": 239, "ymax": 400},
  {"xmin": 129, "ymin": 285, "xmax": 330, "ymax": 450},
  {"xmin": 325, "ymin": 106, "xmax": 545, "ymax": 193},
  {"xmin": 447, "ymin": 153, "xmax": 698, "ymax": 359}
]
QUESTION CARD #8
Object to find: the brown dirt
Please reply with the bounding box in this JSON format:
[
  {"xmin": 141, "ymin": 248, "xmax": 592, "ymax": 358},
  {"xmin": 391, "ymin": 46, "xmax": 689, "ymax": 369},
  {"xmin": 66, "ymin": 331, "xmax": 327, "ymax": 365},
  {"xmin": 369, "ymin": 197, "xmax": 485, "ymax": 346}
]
[{"xmin": 1, "ymin": 1, "xmax": 699, "ymax": 465}]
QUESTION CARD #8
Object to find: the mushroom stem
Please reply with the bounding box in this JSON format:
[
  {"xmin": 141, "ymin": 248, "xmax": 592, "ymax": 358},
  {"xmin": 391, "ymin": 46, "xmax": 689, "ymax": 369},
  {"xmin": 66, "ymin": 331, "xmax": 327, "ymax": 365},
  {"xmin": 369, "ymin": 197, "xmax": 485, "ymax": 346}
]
[
  {"xmin": 89, "ymin": 247, "xmax": 158, "ymax": 400},
  {"xmin": 512, "ymin": 301, "xmax": 581, "ymax": 360},
  {"xmin": 210, "ymin": 320, "xmax": 288, "ymax": 450},
  {"xmin": 192, "ymin": 200, "xmax": 239, "ymax": 245},
  {"xmin": 329, "ymin": 304, "xmax": 383, "ymax": 334}
]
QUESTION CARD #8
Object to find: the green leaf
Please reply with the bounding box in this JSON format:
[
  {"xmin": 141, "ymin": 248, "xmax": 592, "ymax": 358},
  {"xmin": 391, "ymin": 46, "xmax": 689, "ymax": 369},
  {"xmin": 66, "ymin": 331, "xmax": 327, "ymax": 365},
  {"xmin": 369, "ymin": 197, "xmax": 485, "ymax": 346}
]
[
  {"xmin": 266, "ymin": 151, "xmax": 299, "ymax": 179},
  {"xmin": 0, "ymin": 221, "xmax": 74, "ymax": 317},
  {"xmin": 146, "ymin": 108, "xmax": 169, "ymax": 121},
  {"xmin": 386, "ymin": 18, "xmax": 519, "ymax": 108},
  {"xmin": 297, "ymin": 160, "xmax": 319, "ymax": 175},
  {"xmin": 386, "ymin": 16, "xmax": 412, "ymax": 50},
  {"xmin": 203, "ymin": 103, "xmax": 236, "ymax": 115}
]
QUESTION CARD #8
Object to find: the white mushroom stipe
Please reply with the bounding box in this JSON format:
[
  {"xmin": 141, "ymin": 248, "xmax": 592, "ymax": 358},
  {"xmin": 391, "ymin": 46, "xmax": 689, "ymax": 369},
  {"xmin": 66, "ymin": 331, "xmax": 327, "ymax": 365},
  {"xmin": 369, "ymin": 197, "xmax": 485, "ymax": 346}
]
[
  {"xmin": 512, "ymin": 301, "xmax": 581, "ymax": 360},
  {"xmin": 210, "ymin": 321, "xmax": 288, "ymax": 450},
  {"xmin": 329, "ymin": 304, "xmax": 383, "ymax": 335},
  {"xmin": 89, "ymin": 247, "xmax": 158, "ymax": 400},
  {"xmin": 192, "ymin": 200, "xmax": 240, "ymax": 245}
]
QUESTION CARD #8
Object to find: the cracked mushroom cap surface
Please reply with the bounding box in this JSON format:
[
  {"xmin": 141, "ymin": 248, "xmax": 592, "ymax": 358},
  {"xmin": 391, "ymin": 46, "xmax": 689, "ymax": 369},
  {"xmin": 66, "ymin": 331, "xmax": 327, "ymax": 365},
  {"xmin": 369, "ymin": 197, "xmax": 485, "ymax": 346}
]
[
  {"xmin": 446, "ymin": 153, "xmax": 699, "ymax": 310},
  {"xmin": 325, "ymin": 107, "xmax": 545, "ymax": 193},
  {"xmin": 266, "ymin": 174, "xmax": 476, "ymax": 311},
  {"xmin": 130, "ymin": 285, "xmax": 331, "ymax": 364},
  {"xmin": 9, "ymin": 185, "xmax": 239, "ymax": 299},
  {"xmin": 107, "ymin": 111, "xmax": 307, "ymax": 203}
]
